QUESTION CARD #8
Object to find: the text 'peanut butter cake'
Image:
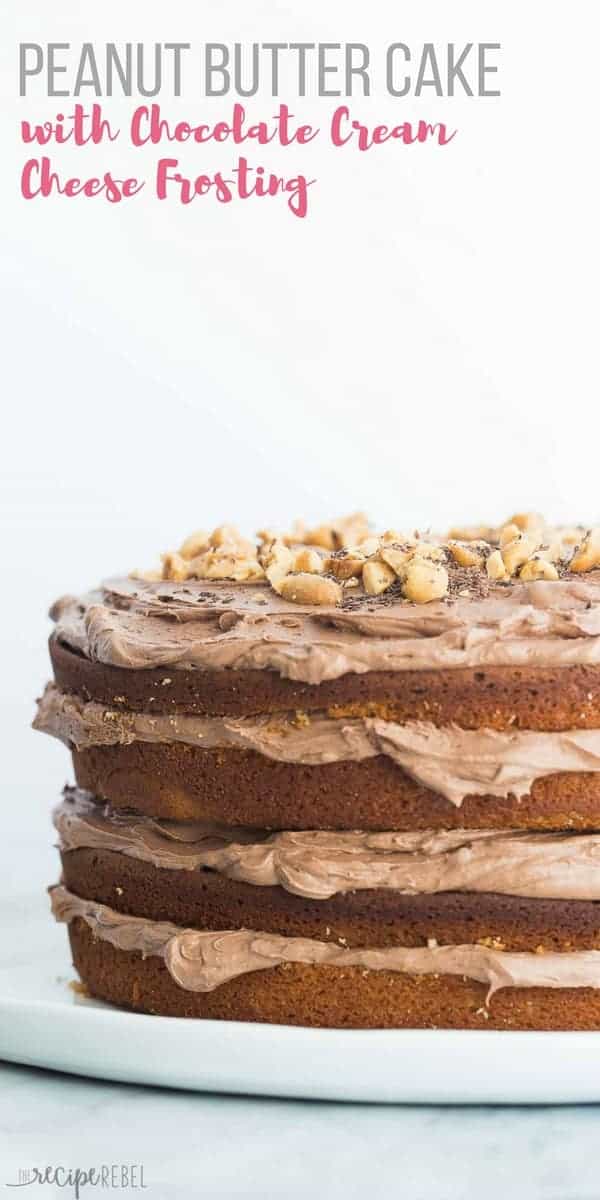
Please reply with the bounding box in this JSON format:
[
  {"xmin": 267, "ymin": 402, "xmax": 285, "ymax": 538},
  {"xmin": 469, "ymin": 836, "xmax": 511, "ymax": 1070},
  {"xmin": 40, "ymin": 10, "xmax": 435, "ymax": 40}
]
[{"xmin": 33, "ymin": 512, "xmax": 600, "ymax": 1028}]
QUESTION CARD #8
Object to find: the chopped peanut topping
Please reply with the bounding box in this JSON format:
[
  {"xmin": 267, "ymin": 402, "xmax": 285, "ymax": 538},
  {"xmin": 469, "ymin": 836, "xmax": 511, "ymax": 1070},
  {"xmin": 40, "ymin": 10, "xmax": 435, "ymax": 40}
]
[
  {"xmin": 188, "ymin": 552, "xmax": 264, "ymax": 582},
  {"xmin": 258, "ymin": 538, "xmax": 294, "ymax": 588},
  {"xmin": 379, "ymin": 546, "xmax": 413, "ymax": 577},
  {"xmin": 357, "ymin": 536, "xmax": 382, "ymax": 558},
  {"xmin": 362, "ymin": 560, "xmax": 395, "ymax": 596},
  {"xmin": 519, "ymin": 557, "xmax": 560, "ymax": 582},
  {"xmin": 209, "ymin": 524, "xmax": 248, "ymax": 551},
  {"xmin": 412, "ymin": 541, "xmax": 446, "ymax": 563},
  {"xmin": 326, "ymin": 553, "xmax": 366, "ymax": 581},
  {"xmin": 501, "ymin": 532, "xmax": 540, "ymax": 576},
  {"xmin": 285, "ymin": 512, "xmax": 370, "ymax": 551},
  {"xmin": 486, "ymin": 550, "xmax": 509, "ymax": 582},
  {"xmin": 448, "ymin": 541, "xmax": 485, "ymax": 569},
  {"xmin": 570, "ymin": 529, "xmax": 600, "ymax": 573},
  {"xmin": 499, "ymin": 523, "xmax": 521, "ymax": 548},
  {"xmin": 293, "ymin": 549, "xmax": 325, "ymax": 574},
  {"xmin": 402, "ymin": 560, "xmax": 449, "ymax": 603},
  {"xmin": 509, "ymin": 512, "xmax": 545, "ymax": 534},
  {"xmin": 276, "ymin": 573, "xmax": 342, "ymax": 606},
  {"xmin": 152, "ymin": 511, "xmax": 600, "ymax": 605},
  {"xmin": 178, "ymin": 530, "xmax": 209, "ymax": 560},
  {"xmin": 161, "ymin": 552, "xmax": 190, "ymax": 582}
]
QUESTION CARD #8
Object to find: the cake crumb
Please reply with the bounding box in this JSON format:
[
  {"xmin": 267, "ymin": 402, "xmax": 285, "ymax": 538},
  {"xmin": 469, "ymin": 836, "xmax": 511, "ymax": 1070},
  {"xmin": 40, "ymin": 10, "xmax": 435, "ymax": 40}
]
[
  {"xmin": 477, "ymin": 936, "xmax": 506, "ymax": 951},
  {"xmin": 69, "ymin": 979, "xmax": 89, "ymax": 998}
]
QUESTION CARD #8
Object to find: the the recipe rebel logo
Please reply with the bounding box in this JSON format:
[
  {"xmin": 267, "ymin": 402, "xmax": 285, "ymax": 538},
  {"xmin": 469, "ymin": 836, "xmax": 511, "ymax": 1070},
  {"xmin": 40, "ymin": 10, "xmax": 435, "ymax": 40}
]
[
  {"xmin": 17, "ymin": 40, "xmax": 501, "ymax": 219},
  {"xmin": 5, "ymin": 1164, "xmax": 148, "ymax": 1198}
]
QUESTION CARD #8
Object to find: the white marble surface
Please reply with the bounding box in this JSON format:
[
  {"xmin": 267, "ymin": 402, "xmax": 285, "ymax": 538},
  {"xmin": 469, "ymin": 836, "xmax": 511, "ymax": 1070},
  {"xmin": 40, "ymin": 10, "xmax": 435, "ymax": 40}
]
[{"xmin": 2, "ymin": 1060, "xmax": 600, "ymax": 1200}]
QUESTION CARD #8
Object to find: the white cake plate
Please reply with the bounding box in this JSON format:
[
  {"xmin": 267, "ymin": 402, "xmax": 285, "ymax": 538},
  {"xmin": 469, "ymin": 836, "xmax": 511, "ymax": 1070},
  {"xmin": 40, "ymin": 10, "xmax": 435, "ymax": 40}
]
[{"xmin": 2, "ymin": 893, "xmax": 600, "ymax": 1103}]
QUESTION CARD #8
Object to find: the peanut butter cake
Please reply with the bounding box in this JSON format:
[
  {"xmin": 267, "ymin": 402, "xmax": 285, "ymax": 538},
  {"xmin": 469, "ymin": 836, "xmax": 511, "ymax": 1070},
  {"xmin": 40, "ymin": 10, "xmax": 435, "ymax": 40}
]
[{"xmin": 34, "ymin": 512, "xmax": 600, "ymax": 1028}]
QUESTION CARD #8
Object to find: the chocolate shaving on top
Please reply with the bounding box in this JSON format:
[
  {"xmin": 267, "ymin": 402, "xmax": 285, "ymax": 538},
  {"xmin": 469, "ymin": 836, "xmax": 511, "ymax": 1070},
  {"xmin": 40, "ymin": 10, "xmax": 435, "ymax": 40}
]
[{"xmin": 143, "ymin": 513, "xmax": 600, "ymax": 608}]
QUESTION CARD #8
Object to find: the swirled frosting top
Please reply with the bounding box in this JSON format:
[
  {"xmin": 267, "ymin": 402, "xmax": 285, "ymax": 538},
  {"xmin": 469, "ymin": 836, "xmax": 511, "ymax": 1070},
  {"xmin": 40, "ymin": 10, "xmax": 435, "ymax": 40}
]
[{"xmin": 49, "ymin": 570, "xmax": 600, "ymax": 683}]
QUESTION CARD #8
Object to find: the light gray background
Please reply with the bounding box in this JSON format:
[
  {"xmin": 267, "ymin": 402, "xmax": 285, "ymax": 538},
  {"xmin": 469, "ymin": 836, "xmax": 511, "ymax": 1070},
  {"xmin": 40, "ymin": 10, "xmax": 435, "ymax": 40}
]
[{"xmin": 1, "ymin": 1, "xmax": 600, "ymax": 1195}]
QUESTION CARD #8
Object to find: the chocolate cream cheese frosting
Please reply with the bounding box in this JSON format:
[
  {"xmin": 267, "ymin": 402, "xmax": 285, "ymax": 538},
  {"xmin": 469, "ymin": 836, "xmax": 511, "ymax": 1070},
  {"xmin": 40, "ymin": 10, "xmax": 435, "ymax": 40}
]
[
  {"xmin": 48, "ymin": 571, "xmax": 600, "ymax": 683},
  {"xmin": 51, "ymin": 883, "xmax": 600, "ymax": 997},
  {"xmin": 36, "ymin": 683, "xmax": 600, "ymax": 806},
  {"xmin": 55, "ymin": 791, "xmax": 600, "ymax": 901}
]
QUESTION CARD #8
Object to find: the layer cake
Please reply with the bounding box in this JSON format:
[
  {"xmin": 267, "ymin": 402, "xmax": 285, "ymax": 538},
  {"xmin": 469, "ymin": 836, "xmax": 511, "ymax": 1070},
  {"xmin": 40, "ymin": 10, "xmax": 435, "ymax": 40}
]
[{"xmin": 34, "ymin": 513, "xmax": 600, "ymax": 1027}]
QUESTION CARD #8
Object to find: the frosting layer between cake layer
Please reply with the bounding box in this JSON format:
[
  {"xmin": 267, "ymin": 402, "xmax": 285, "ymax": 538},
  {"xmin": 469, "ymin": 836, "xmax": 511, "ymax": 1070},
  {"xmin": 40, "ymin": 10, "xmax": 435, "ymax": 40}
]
[
  {"xmin": 36, "ymin": 684, "xmax": 600, "ymax": 807},
  {"xmin": 51, "ymin": 884, "xmax": 600, "ymax": 996},
  {"xmin": 54, "ymin": 793, "xmax": 600, "ymax": 900}
]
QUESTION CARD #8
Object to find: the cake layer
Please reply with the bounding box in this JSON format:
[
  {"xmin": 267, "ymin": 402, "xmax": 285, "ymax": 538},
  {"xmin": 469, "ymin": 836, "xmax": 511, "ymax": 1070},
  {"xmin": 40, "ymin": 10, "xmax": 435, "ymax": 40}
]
[
  {"xmin": 70, "ymin": 741, "xmax": 600, "ymax": 830},
  {"xmin": 66, "ymin": 922, "xmax": 600, "ymax": 1028},
  {"xmin": 51, "ymin": 884, "xmax": 600, "ymax": 991},
  {"xmin": 50, "ymin": 637, "xmax": 600, "ymax": 729},
  {"xmin": 52, "ymin": 885, "xmax": 600, "ymax": 1028},
  {"xmin": 55, "ymin": 791, "xmax": 600, "ymax": 902},
  {"xmin": 36, "ymin": 683, "xmax": 600, "ymax": 808},
  {"xmin": 41, "ymin": 525, "xmax": 600, "ymax": 1029},
  {"xmin": 60, "ymin": 844, "xmax": 600, "ymax": 952}
]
